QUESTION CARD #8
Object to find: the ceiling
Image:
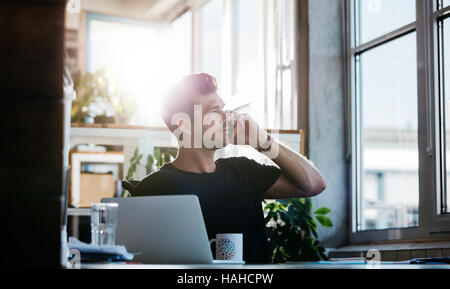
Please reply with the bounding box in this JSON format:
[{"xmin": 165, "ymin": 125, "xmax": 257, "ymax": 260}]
[{"xmin": 81, "ymin": 0, "xmax": 189, "ymax": 22}]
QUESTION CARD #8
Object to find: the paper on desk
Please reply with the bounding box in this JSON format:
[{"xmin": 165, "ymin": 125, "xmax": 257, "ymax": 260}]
[{"xmin": 67, "ymin": 237, "xmax": 134, "ymax": 261}]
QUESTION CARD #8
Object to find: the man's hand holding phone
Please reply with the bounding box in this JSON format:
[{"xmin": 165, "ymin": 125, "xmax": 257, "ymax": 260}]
[{"xmin": 225, "ymin": 111, "xmax": 273, "ymax": 152}]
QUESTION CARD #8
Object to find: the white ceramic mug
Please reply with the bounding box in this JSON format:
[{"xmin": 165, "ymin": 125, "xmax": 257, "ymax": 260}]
[{"xmin": 209, "ymin": 233, "xmax": 243, "ymax": 261}]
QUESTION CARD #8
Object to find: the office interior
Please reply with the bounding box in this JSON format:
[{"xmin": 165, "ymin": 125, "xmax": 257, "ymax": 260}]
[{"xmin": 2, "ymin": 0, "xmax": 450, "ymax": 268}]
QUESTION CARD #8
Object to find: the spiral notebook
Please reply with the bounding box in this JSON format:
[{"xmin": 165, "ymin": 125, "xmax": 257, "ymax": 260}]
[
  {"xmin": 315, "ymin": 257, "xmax": 368, "ymax": 265},
  {"xmin": 304, "ymin": 257, "xmax": 410, "ymax": 265}
]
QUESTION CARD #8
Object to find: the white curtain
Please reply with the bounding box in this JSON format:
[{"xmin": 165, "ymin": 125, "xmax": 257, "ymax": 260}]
[{"xmin": 263, "ymin": 0, "xmax": 297, "ymax": 130}]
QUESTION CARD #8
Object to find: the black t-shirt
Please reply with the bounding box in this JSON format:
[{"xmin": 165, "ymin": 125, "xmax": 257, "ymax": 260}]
[{"xmin": 133, "ymin": 156, "xmax": 281, "ymax": 264}]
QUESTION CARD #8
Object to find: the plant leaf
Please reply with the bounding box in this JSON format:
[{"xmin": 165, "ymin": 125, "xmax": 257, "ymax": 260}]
[
  {"xmin": 147, "ymin": 154, "xmax": 154, "ymax": 165},
  {"xmin": 316, "ymin": 215, "xmax": 333, "ymax": 227},
  {"xmin": 164, "ymin": 152, "xmax": 171, "ymax": 163},
  {"xmin": 311, "ymin": 228, "xmax": 318, "ymax": 239},
  {"xmin": 314, "ymin": 207, "xmax": 331, "ymax": 215},
  {"xmin": 169, "ymin": 148, "xmax": 178, "ymax": 157},
  {"xmin": 305, "ymin": 198, "xmax": 312, "ymax": 211},
  {"xmin": 154, "ymin": 148, "xmax": 161, "ymax": 162}
]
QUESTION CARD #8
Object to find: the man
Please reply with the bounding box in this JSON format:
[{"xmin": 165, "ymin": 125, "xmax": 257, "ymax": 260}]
[{"xmin": 134, "ymin": 73, "xmax": 326, "ymax": 264}]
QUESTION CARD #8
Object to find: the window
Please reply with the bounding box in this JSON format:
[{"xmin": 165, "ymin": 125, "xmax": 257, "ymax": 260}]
[
  {"xmin": 432, "ymin": 1, "xmax": 450, "ymax": 220},
  {"xmin": 347, "ymin": 0, "xmax": 450, "ymax": 241},
  {"xmin": 353, "ymin": 0, "xmax": 418, "ymax": 231},
  {"xmin": 438, "ymin": 2, "xmax": 450, "ymax": 215},
  {"xmin": 192, "ymin": 0, "xmax": 297, "ymax": 130},
  {"xmin": 272, "ymin": 0, "xmax": 297, "ymax": 130},
  {"xmin": 86, "ymin": 1, "xmax": 297, "ymax": 130},
  {"xmin": 358, "ymin": 33, "xmax": 419, "ymax": 230},
  {"xmin": 86, "ymin": 14, "xmax": 191, "ymax": 126},
  {"xmin": 442, "ymin": 19, "xmax": 450, "ymax": 213},
  {"xmin": 233, "ymin": 0, "xmax": 263, "ymax": 108},
  {"xmin": 170, "ymin": 11, "xmax": 193, "ymax": 83},
  {"xmin": 196, "ymin": 0, "xmax": 224, "ymax": 87}
]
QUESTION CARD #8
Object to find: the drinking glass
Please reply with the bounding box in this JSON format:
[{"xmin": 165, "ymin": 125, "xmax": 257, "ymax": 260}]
[{"xmin": 90, "ymin": 203, "xmax": 118, "ymax": 246}]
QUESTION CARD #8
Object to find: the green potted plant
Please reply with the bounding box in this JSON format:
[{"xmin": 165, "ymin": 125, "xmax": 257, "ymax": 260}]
[
  {"xmin": 264, "ymin": 198, "xmax": 333, "ymax": 263},
  {"xmin": 71, "ymin": 67, "xmax": 136, "ymax": 124}
]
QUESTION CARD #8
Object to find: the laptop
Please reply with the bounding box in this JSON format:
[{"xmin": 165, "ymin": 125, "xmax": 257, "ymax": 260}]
[{"xmin": 102, "ymin": 195, "xmax": 244, "ymax": 264}]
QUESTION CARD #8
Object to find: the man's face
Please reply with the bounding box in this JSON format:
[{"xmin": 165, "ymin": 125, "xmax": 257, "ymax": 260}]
[
  {"xmin": 170, "ymin": 91, "xmax": 264, "ymax": 151},
  {"xmin": 170, "ymin": 91, "xmax": 238, "ymax": 150},
  {"xmin": 197, "ymin": 92, "xmax": 228, "ymax": 150},
  {"xmin": 199, "ymin": 92, "xmax": 226, "ymax": 119}
]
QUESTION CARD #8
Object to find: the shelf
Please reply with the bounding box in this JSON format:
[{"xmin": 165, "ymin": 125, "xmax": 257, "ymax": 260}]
[{"xmin": 70, "ymin": 151, "xmax": 125, "ymax": 208}]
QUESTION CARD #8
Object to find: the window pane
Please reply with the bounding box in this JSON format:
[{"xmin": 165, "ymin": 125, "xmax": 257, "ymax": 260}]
[
  {"xmin": 88, "ymin": 18, "xmax": 167, "ymax": 126},
  {"xmin": 442, "ymin": 0, "xmax": 450, "ymax": 9},
  {"xmin": 357, "ymin": 0, "xmax": 416, "ymax": 44},
  {"xmin": 233, "ymin": 0, "xmax": 262, "ymax": 100},
  {"xmin": 197, "ymin": 0, "xmax": 223, "ymax": 86},
  {"xmin": 442, "ymin": 19, "xmax": 450, "ymax": 213},
  {"xmin": 231, "ymin": 0, "xmax": 296, "ymax": 130},
  {"xmin": 279, "ymin": 0, "xmax": 296, "ymax": 130},
  {"xmin": 171, "ymin": 11, "xmax": 192, "ymax": 81},
  {"xmin": 358, "ymin": 33, "xmax": 419, "ymax": 230}
]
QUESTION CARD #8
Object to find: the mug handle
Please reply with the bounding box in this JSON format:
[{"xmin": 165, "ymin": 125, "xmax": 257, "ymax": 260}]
[{"xmin": 209, "ymin": 239, "xmax": 216, "ymax": 259}]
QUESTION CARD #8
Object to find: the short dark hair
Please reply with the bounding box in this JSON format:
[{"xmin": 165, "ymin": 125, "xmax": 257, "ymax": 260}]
[{"xmin": 161, "ymin": 73, "xmax": 218, "ymax": 131}]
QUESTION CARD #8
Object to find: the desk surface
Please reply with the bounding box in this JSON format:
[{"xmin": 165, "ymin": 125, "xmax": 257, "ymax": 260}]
[{"xmin": 82, "ymin": 263, "xmax": 450, "ymax": 269}]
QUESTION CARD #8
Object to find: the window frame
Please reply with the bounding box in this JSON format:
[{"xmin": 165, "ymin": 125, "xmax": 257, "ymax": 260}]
[
  {"xmin": 433, "ymin": 2, "xmax": 450, "ymax": 230},
  {"xmin": 345, "ymin": 0, "xmax": 450, "ymax": 243}
]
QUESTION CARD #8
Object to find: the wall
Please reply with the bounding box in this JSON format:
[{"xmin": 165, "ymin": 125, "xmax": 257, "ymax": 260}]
[{"xmin": 307, "ymin": 0, "xmax": 348, "ymax": 248}]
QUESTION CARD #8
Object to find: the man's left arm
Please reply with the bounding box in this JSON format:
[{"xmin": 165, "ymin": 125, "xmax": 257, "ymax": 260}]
[
  {"xmin": 259, "ymin": 131, "xmax": 327, "ymax": 199},
  {"xmin": 232, "ymin": 112, "xmax": 327, "ymax": 199}
]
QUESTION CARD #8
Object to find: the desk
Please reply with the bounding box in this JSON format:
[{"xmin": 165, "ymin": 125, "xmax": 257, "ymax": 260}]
[{"xmin": 82, "ymin": 263, "xmax": 450, "ymax": 269}]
